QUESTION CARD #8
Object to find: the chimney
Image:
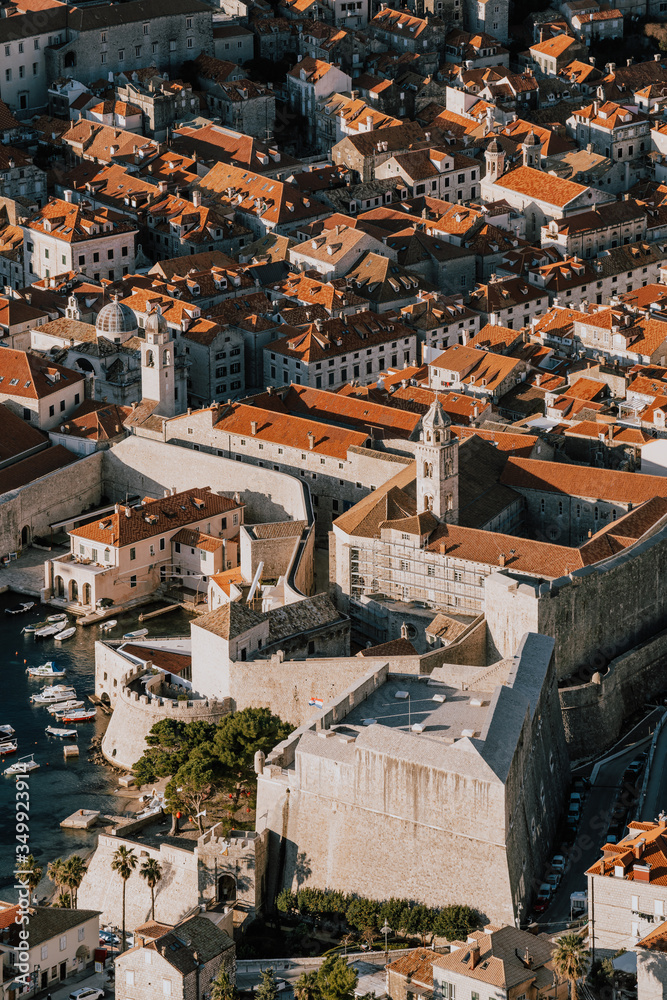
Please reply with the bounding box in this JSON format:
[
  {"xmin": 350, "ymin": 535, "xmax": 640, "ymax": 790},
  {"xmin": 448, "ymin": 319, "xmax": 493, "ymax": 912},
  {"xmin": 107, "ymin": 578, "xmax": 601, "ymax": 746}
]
[
  {"xmin": 307, "ymin": 431, "xmax": 315, "ymax": 450},
  {"xmin": 125, "ymin": 507, "xmax": 132, "ymax": 518},
  {"xmin": 469, "ymin": 947, "xmax": 481, "ymax": 970},
  {"xmin": 251, "ymin": 420, "xmax": 258, "ymax": 436},
  {"xmin": 64, "ymin": 189, "xmax": 73, "ymax": 203},
  {"xmin": 498, "ymin": 553, "xmax": 506, "ymax": 566},
  {"xmin": 114, "ymin": 503, "xmax": 120, "ymax": 514},
  {"xmin": 633, "ymin": 838, "xmax": 646, "ymax": 860},
  {"xmin": 524, "ymin": 950, "xmax": 533, "ymax": 970},
  {"xmin": 192, "ymin": 189, "xmax": 202, "ymax": 208}
]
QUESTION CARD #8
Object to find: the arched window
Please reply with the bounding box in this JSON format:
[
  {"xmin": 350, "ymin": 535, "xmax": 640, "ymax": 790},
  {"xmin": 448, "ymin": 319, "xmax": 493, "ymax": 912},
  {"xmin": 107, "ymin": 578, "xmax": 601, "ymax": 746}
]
[
  {"xmin": 163, "ymin": 349, "xmax": 171, "ymax": 366},
  {"xmin": 104, "ymin": 547, "xmax": 110, "ymax": 562},
  {"xmin": 146, "ymin": 349, "xmax": 154, "ymax": 368}
]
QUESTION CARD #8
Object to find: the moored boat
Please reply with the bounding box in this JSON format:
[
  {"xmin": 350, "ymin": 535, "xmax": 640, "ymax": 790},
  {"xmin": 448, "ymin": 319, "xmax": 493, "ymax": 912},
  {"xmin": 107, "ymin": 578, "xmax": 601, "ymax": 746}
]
[
  {"xmin": 5, "ymin": 601, "xmax": 35, "ymax": 615},
  {"xmin": 34, "ymin": 624, "xmax": 61, "ymax": 639},
  {"xmin": 45, "ymin": 726, "xmax": 77, "ymax": 738},
  {"xmin": 100, "ymin": 620, "xmax": 118, "ymax": 632},
  {"xmin": 0, "ymin": 741, "xmax": 17, "ymax": 755},
  {"xmin": 0, "ymin": 725, "xmax": 15, "ymax": 739},
  {"xmin": 51, "ymin": 701, "xmax": 84, "ymax": 717},
  {"xmin": 123, "ymin": 628, "xmax": 148, "ymax": 640},
  {"xmin": 4, "ymin": 754, "xmax": 39, "ymax": 776},
  {"xmin": 60, "ymin": 708, "xmax": 96, "ymax": 723},
  {"xmin": 55, "ymin": 627, "xmax": 76, "ymax": 641},
  {"xmin": 26, "ymin": 661, "xmax": 66, "ymax": 678},
  {"xmin": 30, "ymin": 685, "xmax": 77, "ymax": 705},
  {"xmin": 47, "ymin": 613, "xmax": 68, "ymax": 624},
  {"xmin": 23, "ymin": 619, "xmax": 50, "ymax": 634}
]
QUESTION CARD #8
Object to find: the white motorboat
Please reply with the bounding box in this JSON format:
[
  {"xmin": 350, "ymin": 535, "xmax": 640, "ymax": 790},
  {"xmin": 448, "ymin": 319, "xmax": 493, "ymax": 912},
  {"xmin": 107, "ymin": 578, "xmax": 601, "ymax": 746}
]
[
  {"xmin": 4, "ymin": 754, "xmax": 39, "ymax": 776},
  {"xmin": 47, "ymin": 613, "xmax": 68, "ymax": 624},
  {"xmin": 0, "ymin": 725, "xmax": 15, "ymax": 739},
  {"xmin": 30, "ymin": 686, "xmax": 77, "ymax": 705},
  {"xmin": 60, "ymin": 708, "xmax": 96, "ymax": 723},
  {"xmin": 23, "ymin": 619, "xmax": 50, "ymax": 633},
  {"xmin": 55, "ymin": 627, "xmax": 76, "ymax": 641},
  {"xmin": 26, "ymin": 661, "xmax": 66, "ymax": 678},
  {"xmin": 45, "ymin": 726, "xmax": 78, "ymax": 738},
  {"xmin": 51, "ymin": 701, "xmax": 84, "ymax": 717},
  {"xmin": 0, "ymin": 741, "xmax": 17, "ymax": 755},
  {"xmin": 34, "ymin": 624, "xmax": 61, "ymax": 639},
  {"xmin": 123, "ymin": 628, "xmax": 148, "ymax": 640},
  {"xmin": 100, "ymin": 620, "xmax": 118, "ymax": 632}
]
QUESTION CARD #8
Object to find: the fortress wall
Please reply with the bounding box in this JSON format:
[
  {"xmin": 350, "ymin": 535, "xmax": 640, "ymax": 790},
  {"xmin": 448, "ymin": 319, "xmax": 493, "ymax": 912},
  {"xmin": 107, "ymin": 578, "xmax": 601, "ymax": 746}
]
[
  {"xmin": 0, "ymin": 450, "xmax": 103, "ymax": 560},
  {"xmin": 420, "ymin": 615, "xmax": 487, "ymax": 670},
  {"xmin": 101, "ymin": 665, "xmax": 230, "ymax": 769},
  {"xmin": 77, "ymin": 834, "xmax": 200, "ymax": 930},
  {"xmin": 104, "ymin": 437, "xmax": 309, "ymax": 525},
  {"xmin": 559, "ymin": 627, "xmax": 667, "ymax": 760}
]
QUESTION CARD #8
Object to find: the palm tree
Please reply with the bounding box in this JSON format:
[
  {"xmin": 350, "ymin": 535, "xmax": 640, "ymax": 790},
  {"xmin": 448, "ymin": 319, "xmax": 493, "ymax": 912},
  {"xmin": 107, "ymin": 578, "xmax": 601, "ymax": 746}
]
[
  {"xmin": 139, "ymin": 857, "xmax": 163, "ymax": 922},
  {"xmin": 553, "ymin": 933, "xmax": 589, "ymax": 1000},
  {"xmin": 47, "ymin": 858, "xmax": 67, "ymax": 905},
  {"xmin": 62, "ymin": 856, "xmax": 86, "ymax": 910},
  {"xmin": 111, "ymin": 845, "xmax": 137, "ymax": 952},
  {"xmin": 16, "ymin": 855, "xmax": 43, "ymax": 899}
]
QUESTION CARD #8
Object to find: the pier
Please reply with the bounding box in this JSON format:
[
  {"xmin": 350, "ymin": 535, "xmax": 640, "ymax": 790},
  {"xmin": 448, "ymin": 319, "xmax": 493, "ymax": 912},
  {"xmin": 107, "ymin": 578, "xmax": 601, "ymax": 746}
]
[{"xmin": 138, "ymin": 603, "xmax": 181, "ymax": 622}]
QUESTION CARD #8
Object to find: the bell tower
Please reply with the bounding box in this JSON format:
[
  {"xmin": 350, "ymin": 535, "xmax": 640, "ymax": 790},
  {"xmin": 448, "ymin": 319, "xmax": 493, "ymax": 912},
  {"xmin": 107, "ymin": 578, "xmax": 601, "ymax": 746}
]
[
  {"xmin": 485, "ymin": 137, "xmax": 505, "ymax": 182},
  {"xmin": 415, "ymin": 397, "xmax": 458, "ymax": 523},
  {"xmin": 522, "ymin": 131, "xmax": 541, "ymax": 170},
  {"xmin": 141, "ymin": 304, "xmax": 179, "ymax": 418}
]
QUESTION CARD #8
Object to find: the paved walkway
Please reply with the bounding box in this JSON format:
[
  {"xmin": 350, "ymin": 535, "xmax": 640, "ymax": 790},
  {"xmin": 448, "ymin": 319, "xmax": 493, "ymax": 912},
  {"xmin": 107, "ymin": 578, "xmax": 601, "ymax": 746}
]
[
  {"xmin": 31, "ymin": 964, "xmax": 113, "ymax": 1000},
  {"xmin": 641, "ymin": 713, "xmax": 667, "ymax": 821},
  {"xmin": 0, "ymin": 545, "xmax": 66, "ymax": 599}
]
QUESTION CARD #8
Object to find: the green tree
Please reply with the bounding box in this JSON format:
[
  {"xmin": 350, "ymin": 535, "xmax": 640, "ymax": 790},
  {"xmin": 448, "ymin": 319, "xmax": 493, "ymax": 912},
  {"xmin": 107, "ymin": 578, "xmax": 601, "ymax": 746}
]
[
  {"xmin": 53, "ymin": 892, "xmax": 72, "ymax": 908},
  {"xmin": 111, "ymin": 845, "xmax": 137, "ymax": 952},
  {"xmin": 61, "ymin": 856, "xmax": 86, "ymax": 909},
  {"xmin": 379, "ymin": 898, "xmax": 409, "ymax": 934},
  {"xmin": 294, "ymin": 971, "xmax": 319, "ymax": 1000},
  {"xmin": 139, "ymin": 857, "xmax": 163, "ymax": 921},
  {"xmin": 210, "ymin": 968, "xmax": 238, "ymax": 1000},
  {"xmin": 553, "ymin": 934, "xmax": 589, "ymax": 1000},
  {"xmin": 15, "ymin": 855, "xmax": 43, "ymax": 896},
  {"xmin": 47, "ymin": 858, "xmax": 67, "ymax": 903},
  {"xmin": 346, "ymin": 898, "xmax": 380, "ymax": 934},
  {"xmin": 403, "ymin": 905, "xmax": 434, "ymax": 946},
  {"xmin": 212, "ymin": 708, "xmax": 293, "ymax": 796},
  {"xmin": 255, "ymin": 969, "xmax": 280, "ymax": 1000},
  {"xmin": 317, "ymin": 956, "xmax": 358, "ymax": 1000},
  {"xmin": 432, "ymin": 904, "xmax": 478, "ymax": 942},
  {"xmin": 134, "ymin": 719, "xmax": 218, "ymax": 784},
  {"xmin": 165, "ymin": 747, "xmax": 219, "ymax": 834},
  {"xmin": 276, "ymin": 889, "xmax": 298, "ymax": 915}
]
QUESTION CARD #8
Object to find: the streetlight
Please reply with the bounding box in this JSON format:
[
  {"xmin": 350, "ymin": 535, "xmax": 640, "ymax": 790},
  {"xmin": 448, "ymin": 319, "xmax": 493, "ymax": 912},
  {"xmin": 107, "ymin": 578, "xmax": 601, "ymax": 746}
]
[{"xmin": 381, "ymin": 921, "xmax": 392, "ymax": 966}]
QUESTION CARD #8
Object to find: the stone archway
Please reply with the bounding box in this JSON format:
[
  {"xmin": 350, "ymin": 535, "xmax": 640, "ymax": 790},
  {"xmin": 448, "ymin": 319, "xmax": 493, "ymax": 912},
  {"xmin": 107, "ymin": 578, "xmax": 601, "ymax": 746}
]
[
  {"xmin": 21, "ymin": 525, "xmax": 30, "ymax": 546},
  {"xmin": 69, "ymin": 579, "xmax": 78, "ymax": 602},
  {"xmin": 217, "ymin": 873, "xmax": 236, "ymax": 903},
  {"xmin": 82, "ymin": 583, "xmax": 91, "ymax": 606},
  {"xmin": 55, "ymin": 576, "xmax": 65, "ymax": 598}
]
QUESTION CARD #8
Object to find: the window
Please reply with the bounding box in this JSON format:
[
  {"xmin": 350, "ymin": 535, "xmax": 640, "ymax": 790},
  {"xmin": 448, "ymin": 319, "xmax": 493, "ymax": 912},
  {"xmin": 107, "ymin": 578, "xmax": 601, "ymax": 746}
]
[
  {"xmin": 60, "ymin": 399, "xmax": 65, "ymax": 412},
  {"xmin": 49, "ymin": 404, "xmax": 55, "ymax": 417},
  {"xmin": 93, "ymin": 252, "xmax": 99, "ymax": 263},
  {"xmin": 152, "ymin": 42, "xmax": 158, "ymax": 53},
  {"xmin": 160, "ymin": 538, "xmax": 165, "ymax": 551},
  {"xmin": 454, "ymin": 570, "xmax": 462, "ymax": 582},
  {"xmin": 74, "ymin": 393, "xmax": 80, "ymax": 405},
  {"xmin": 126, "ymin": 972, "xmax": 135, "ymax": 986},
  {"xmin": 135, "ymin": 45, "xmax": 142, "ymax": 57},
  {"xmin": 175, "ymin": 542, "xmax": 181, "ymax": 553},
  {"xmin": 163, "ymin": 981, "xmax": 172, "ymax": 996},
  {"xmin": 170, "ymin": 39, "xmax": 177, "ymax": 50},
  {"xmin": 32, "ymin": 62, "xmax": 38, "ymax": 75},
  {"xmin": 186, "ymin": 15, "xmax": 192, "ymax": 25},
  {"xmin": 101, "ymin": 30, "xmax": 107, "ymax": 41},
  {"xmin": 107, "ymin": 249, "xmax": 114, "ymax": 260},
  {"xmin": 130, "ymin": 575, "xmax": 137, "ymax": 589},
  {"xmin": 143, "ymin": 21, "xmax": 149, "ymax": 32},
  {"xmin": 19, "ymin": 65, "xmax": 24, "ymax": 77},
  {"xmin": 3, "ymin": 45, "xmax": 8, "ymax": 56},
  {"xmin": 41, "ymin": 946, "xmax": 48, "ymax": 961},
  {"xmin": 187, "ymin": 36, "xmax": 193, "ymax": 47},
  {"xmin": 400, "ymin": 559, "xmax": 409, "ymax": 571},
  {"xmin": 101, "ymin": 52, "xmax": 106, "ymax": 63},
  {"xmin": 442, "ymin": 985, "xmax": 456, "ymax": 1000},
  {"xmin": 130, "ymin": 547, "xmax": 136, "ymax": 561},
  {"xmin": 427, "ymin": 565, "xmax": 435, "ymax": 577},
  {"xmin": 59, "ymin": 936, "xmax": 67, "ymax": 952},
  {"xmin": 5, "ymin": 69, "xmax": 11, "ymax": 82},
  {"xmin": 78, "ymin": 928, "xmax": 85, "ymax": 942},
  {"xmin": 34, "ymin": 39, "xmax": 39, "ymax": 48}
]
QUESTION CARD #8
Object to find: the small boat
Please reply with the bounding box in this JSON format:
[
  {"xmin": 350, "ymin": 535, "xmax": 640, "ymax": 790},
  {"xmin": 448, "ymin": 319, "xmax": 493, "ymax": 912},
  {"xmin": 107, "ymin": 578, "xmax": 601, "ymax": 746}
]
[
  {"xmin": 30, "ymin": 686, "xmax": 77, "ymax": 705},
  {"xmin": 26, "ymin": 661, "xmax": 66, "ymax": 678},
  {"xmin": 0, "ymin": 741, "xmax": 17, "ymax": 755},
  {"xmin": 34, "ymin": 624, "xmax": 61, "ymax": 639},
  {"xmin": 4, "ymin": 754, "xmax": 39, "ymax": 776},
  {"xmin": 5, "ymin": 601, "xmax": 35, "ymax": 616},
  {"xmin": 51, "ymin": 701, "xmax": 84, "ymax": 717},
  {"xmin": 123, "ymin": 628, "xmax": 148, "ymax": 640},
  {"xmin": 55, "ymin": 627, "xmax": 76, "ymax": 641},
  {"xmin": 47, "ymin": 613, "xmax": 68, "ymax": 624},
  {"xmin": 0, "ymin": 725, "xmax": 15, "ymax": 739},
  {"xmin": 100, "ymin": 620, "xmax": 118, "ymax": 632},
  {"xmin": 60, "ymin": 708, "xmax": 96, "ymax": 723},
  {"xmin": 45, "ymin": 726, "xmax": 77, "ymax": 738},
  {"xmin": 23, "ymin": 619, "xmax": 50, "ymax": 634}
]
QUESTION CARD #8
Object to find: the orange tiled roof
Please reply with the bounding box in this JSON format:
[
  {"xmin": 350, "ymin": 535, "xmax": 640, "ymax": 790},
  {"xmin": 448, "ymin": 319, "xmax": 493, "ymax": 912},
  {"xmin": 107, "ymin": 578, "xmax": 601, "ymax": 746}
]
[
  {"xmin": 0, "ymin": 348, "xmax": 83, "ymax": 399},
  {"xmin": 501, "ymin": 456, "xmax": 667, "ymax": 504},
  {"xmin": 494, "ymin": 165, "xmax": 587, "ymax": 208}
]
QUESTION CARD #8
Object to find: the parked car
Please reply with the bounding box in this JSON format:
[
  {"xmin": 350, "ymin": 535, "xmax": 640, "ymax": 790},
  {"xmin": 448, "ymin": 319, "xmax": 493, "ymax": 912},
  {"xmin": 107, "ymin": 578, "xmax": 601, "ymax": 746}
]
[
  {"xmin": 70, "ymin": 990, "xmax": 105, "ymax": 1000},
  {"xmin": 551, "ymin": 854, "xmax": 566, "ymax": 872},
  {"xmin": 533, "ymin": 894, "xmax": 551, "ymax": 915},
  {"xmin": 544, "ymin": 871, "xmax": 561, "ymax": 890}
]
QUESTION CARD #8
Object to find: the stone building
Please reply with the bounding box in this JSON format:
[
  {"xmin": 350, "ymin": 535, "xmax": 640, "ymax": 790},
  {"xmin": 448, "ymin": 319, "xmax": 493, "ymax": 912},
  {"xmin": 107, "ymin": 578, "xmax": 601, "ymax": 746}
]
[
  {"xmin": 22, "ymin": 196, "xmax": 137, "ymax": 284},
  {"xmin": 0, "ymin": 349, "xmax": 85, "ymax": 431},
  {"xmin": 45, "ymin": 0, "xmax": 214, "ymax": 94},
  {"xmin": 114, "ymin": 915, "xmax": 235, "ymax": 1000},
  {"xmin": 586, "ymin": 818, "xmax": 667, "ymax": 958},
  {"xmin": 115, "ymin": 76, "xmax": 201, "ymax": 142},
  {"xmin": 255, "ymin": 631, "xmax": 570, "ymax": 925},
  {"xmin": 0, "ymin": 907, "xmax": 101, "ymax": 994}
]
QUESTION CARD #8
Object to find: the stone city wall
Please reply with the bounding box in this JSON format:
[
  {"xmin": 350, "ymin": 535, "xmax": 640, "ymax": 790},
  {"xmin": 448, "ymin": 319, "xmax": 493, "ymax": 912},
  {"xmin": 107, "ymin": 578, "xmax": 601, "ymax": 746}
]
[{"xmin": 0, "ymin": 450, "xmax": 103, "ymax": 560}]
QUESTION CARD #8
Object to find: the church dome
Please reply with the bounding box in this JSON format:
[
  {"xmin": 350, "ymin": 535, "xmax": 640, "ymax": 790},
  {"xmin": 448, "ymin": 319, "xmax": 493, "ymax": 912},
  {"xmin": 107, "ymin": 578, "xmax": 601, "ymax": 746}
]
[
  {"xmin": 524, "ymin": 130, "xmax": 539, "ymax": 146},
  {"xmin": 96, "ymin": 294, "xmax": 138, "ymax": 338},
  {"xmin": 145, "ymin": 303, "xmax": 167, "ymax": 335},
  {"xmin": 487, "ymin": 137, "xmax": 503, "ymax": 153}
]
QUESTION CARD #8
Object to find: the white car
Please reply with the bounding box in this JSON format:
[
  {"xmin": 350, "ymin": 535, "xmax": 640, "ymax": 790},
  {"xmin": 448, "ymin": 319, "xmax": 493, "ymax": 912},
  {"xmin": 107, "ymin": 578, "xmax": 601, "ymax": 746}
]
[
  {"xmin": 69, "ymin": 989, "xmax": 105, "ymax": 1000},
  {"xmin": 551, "ymin": 854, "xmax": 566, "ymax": 872}
]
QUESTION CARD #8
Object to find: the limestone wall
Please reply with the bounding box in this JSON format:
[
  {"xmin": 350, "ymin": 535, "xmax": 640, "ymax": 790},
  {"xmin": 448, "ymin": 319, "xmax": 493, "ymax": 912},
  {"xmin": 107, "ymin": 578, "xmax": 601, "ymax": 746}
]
[
  {"xmin": 101, "ymin": 663, "xmax": 230, "ymax": 769},
  {"xmin": 559, "ymin": 628, "xmax": 667, "ymax": 760},
  {"xmin": 103, "ymin": 437, "xmax": 310, "ymax": 525},
  {"xmin": 0, "ymin": 450, "xmax": 103, "ymax": 559}
]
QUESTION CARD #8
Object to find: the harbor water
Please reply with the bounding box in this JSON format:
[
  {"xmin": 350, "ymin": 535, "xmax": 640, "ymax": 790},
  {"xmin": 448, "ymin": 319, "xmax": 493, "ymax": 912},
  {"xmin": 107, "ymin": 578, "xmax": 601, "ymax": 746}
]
[{"xmin": 0, "ymin": 588, "xmax": 194, "ymax": 899}]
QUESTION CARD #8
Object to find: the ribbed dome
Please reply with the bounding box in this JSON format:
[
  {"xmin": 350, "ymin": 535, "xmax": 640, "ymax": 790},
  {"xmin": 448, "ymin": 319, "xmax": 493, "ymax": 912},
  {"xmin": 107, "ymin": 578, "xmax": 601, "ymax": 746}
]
[
  {"xmin": 524, "ymin": 130, "xmax": 539, "ymax": 146},
  {"xmin": 96, "ymin": 295, "xmax": 138, "ymax": 337},
  {"xmin": 146, "ymin": 304, "xmax": 167, "ymax": 335},
  {"xmin": 487, "ymin": 137, "xmax": 503, "ymax": 153}
]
